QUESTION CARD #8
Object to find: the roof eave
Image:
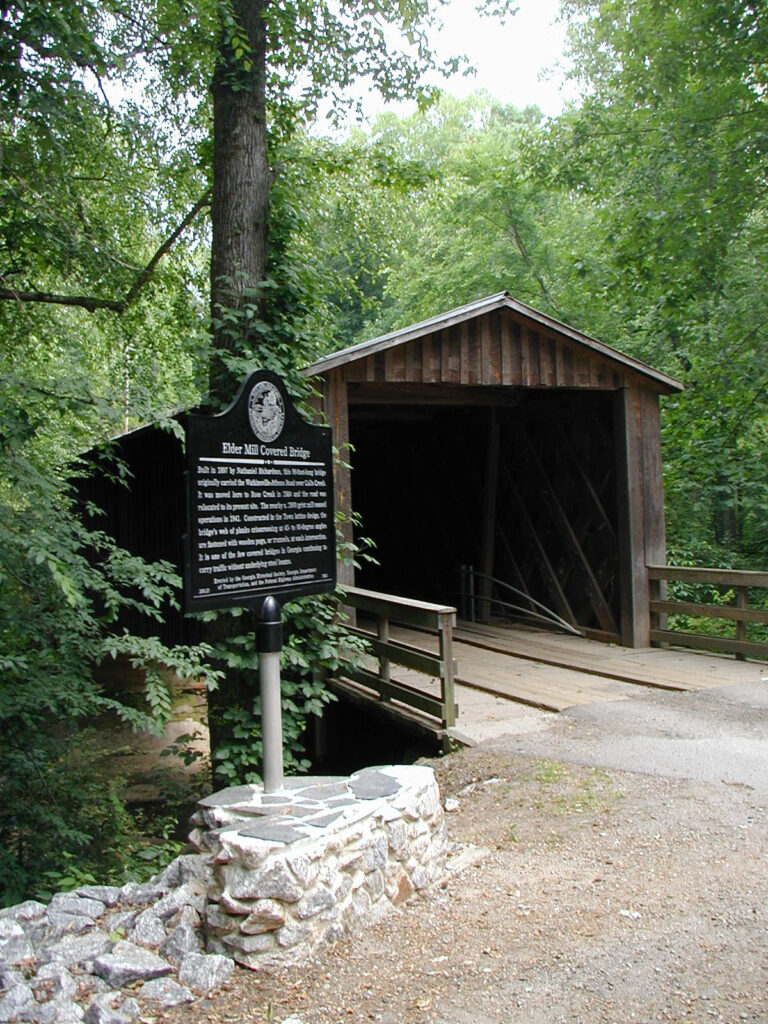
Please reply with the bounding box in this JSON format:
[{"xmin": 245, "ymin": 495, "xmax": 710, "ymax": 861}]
[
  {"xmin": 302, "ymin": 292, "xmax": 511, "ymax": 378},
  {"xmin": 501, "ymin": 295, "xmax": 684, "ymax": 394},
  {"xmin": 302, "ymin": 292, "xmax": 684, "ymax": 394}
]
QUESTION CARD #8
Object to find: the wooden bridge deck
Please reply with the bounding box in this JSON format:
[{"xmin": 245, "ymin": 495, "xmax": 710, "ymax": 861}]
[{"xmin": 392, "ymin": 621, "xmax": 768, "ymax": 716}]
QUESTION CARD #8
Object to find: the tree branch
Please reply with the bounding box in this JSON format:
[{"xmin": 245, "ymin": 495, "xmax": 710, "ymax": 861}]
[
  {"xmin": 0, "ymin": 189, "xmax": 212, "ymax": 315},
  {"xmin": 123, "ymin": 188, "xmax": 212, "ymax": 309},
  {"xmin": 0, "ymin": 289, "xmax": 125, "ymax": 312}
]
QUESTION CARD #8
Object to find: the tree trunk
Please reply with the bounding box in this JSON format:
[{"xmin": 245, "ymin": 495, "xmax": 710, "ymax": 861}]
[
  {"xmin": 207, "ymin": 0, "xmax": 272, "ymax": 780},
  {"xmin": 209, "ymin": 0, "xmax": 270, "ymax": 400}
]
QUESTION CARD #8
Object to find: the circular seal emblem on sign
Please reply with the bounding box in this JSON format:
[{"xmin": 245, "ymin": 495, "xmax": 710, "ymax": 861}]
[{"xmin": 248, "ymin": 380, "xmax": 285, "ymax": 442}]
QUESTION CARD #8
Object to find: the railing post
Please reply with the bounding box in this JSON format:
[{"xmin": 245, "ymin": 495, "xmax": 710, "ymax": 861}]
[
  {"xmin": 648, "ymin": 567, "xmax": 669, "ymax": 648},
  {"xmin": 337, "ymin": 586, "xmax": 460, "ymax": 730},
  {"xmin": 649, "ymin": 574, "xmax": 659, "ymax": 636},
  {"xmin": 378, "ymin": 613, "xmax": 391, "ymax": 697},
  {"xmin": 439, "ymin": 610, "xmax": 456, "ymax": 730},
  {"xmin": 647, "ymin": 565, "xmax": 768, "ymax": 661},
  {"xmin": 736, "ymin": 586, "xmax": 748, "ymax": 661}
]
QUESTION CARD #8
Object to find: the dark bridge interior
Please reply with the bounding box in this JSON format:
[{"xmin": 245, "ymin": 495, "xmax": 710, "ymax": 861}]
[{"xmin": 349, "ymin": 389, "xmax": 621, "ymax": 637}]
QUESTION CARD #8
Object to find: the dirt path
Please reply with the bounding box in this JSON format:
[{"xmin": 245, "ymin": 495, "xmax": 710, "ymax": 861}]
[{"xmin": 163, "ymin": 744, "xmax": 768, "ymax": 1024}]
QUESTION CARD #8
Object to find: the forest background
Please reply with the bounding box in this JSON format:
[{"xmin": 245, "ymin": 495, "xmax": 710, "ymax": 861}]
[{"xmin": 2, "ymin": 0, "xmax": 767, "ymax": 904}]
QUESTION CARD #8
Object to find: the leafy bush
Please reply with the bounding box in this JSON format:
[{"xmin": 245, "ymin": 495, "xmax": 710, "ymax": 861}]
[{"xmin": 0, "ymin": 392, "xmax": 219, "ymax": 906}]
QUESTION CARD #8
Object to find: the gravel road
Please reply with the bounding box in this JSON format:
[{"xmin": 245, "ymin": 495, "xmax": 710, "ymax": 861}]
[{"xmin": 164, "ymin": 680, "xmax": 768, "ymax": 1024}]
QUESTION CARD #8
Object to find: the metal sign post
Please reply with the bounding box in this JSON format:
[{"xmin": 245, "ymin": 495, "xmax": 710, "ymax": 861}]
[
  {"xmin": 184, "ymin": 370, "xmax": 336, "ymax": 792},
  {"xmin": 256, "ymin": 596, "xmax": 284, "ymax": 792}
]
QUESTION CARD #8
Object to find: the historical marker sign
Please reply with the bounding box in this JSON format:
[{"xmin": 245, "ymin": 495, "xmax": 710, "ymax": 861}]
[{"xmin": 184, "ymin": 370, "xmax": 336, "ymax": 611}]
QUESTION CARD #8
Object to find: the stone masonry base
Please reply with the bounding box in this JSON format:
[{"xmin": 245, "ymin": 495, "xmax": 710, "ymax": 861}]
[{"xmin": 189, "ymin": 765, "xmax": 447, "ymax": 968}]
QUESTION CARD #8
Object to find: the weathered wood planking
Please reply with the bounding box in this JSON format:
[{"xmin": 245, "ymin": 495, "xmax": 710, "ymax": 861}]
[
  {"xmin": 307, "ymin": 292, "xmax": 682, "ymax": 390},
  {"xmin": 455, "ymin": 652, "xmax": 627, "ymax": 712},
  {"xmin": 337, "ymin": 309, "xmax": 654, "ymax": 391},
  {"xmin": 445, "ymin": 325, "xmax": 461, "ymax": 382},
  {"xmin": 322, "ymin": 367, "xmax": 353, "ymax": 586},
  {"xmin": 390, "ymin": 624, "xmax": 629, "ymax": 712},
  {"xmin": 647, "ymin": 564, "xmax": 768, "ymax": 661},
  {"xmin": 642, "ymin": 392, "xmax": 668, "ymax": 631},
  {"xmin": 338, "ymin": 588, "xmax": 457, "ymax": 729},
  {"xmin": 455, "ymin": 621, "xmax": 768, "ymax": 691},
  {"xmin": 372, "ymin": 620, "xmax": 766, "ymax": 719},
  {"xmin": 615, "ymin": 387, "xmax": 647, "ymax": 646},
  {"xmin": 648, "ymin": 565, "xmax": 768, "ymax": 587}
]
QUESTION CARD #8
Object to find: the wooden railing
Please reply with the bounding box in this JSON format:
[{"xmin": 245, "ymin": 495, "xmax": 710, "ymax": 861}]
[
  {"xmin": 648, "ymin": 564, "xmax": 768, "ymax": 661},
  {"xmin": 335, "ymin": 586, "xmax": 457, "ymax": 730}
]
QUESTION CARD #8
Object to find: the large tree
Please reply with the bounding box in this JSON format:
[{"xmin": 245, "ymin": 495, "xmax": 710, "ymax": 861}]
[
  {"xmin": 555, "ymin": 0, "xmax": 768, "ymax": 360},
  {"xmin": 297, "ymin": 92, "xmax": 618, "ymax": 348},
  {"xmin": 206, "ymin": 0, "xmax": 474, "ymax": 394},
  {"xmin": 1, "ymin": 0, "xmax": 482, "ymax": 393}
]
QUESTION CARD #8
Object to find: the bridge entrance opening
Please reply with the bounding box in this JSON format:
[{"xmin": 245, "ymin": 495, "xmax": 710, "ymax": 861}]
[{"xmin": 349, "ymin": 389, "xmax": 621, "ymax": 639}]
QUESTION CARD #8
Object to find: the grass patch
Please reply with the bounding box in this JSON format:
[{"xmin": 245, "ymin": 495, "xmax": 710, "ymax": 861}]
[{"xmin": 533, "ymin": 759, "xmax": 568, "ymax": 784}]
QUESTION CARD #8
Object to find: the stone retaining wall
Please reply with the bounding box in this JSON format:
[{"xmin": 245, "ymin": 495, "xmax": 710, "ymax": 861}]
[
  {"xmin": 189, "ymin": 764, "xmax": 447, "ymax": 968},
  {"xmin": 0, "ymin": 766, "xmax": 447, "ymax": 1021}
]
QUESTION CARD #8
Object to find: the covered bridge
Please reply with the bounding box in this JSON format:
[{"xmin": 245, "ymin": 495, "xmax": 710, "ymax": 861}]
[{"xmin": 305, "ymin": 292, "xmax": 683, "ymax": 648}]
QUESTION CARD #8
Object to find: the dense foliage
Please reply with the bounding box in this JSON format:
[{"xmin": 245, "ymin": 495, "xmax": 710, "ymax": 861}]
[{"xmin": 552, "ymin": 0, "xmax": 768, "ymax": 561}]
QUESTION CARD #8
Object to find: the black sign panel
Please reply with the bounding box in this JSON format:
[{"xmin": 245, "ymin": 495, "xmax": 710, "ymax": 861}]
[{"xmin": 184, "ymin": 370, "xmax": 336, "ymax": 611}]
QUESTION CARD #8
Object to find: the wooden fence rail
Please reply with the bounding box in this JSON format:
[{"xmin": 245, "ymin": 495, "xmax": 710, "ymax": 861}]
[
  {"xmin": 647, "ymin": 564, "xmax": 768, "ymax": 661},
  {"xmin": 335, "ymin": 586, "xmax": 458, "ymax": 730}
]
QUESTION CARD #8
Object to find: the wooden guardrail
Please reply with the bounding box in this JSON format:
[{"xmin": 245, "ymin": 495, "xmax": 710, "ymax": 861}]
[
  {"xmin": 336, "ymin": 586, "xmax": 457, "ymax": 730},
  {"xmin": 648, "ymin": 564, "xmax": 768, "ymax": 661}
]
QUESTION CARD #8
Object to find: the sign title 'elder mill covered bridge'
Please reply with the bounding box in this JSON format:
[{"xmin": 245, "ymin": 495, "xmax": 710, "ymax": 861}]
[{"xmin": 305, "ymin": 292, "xmax": 683, "ymax": 648}]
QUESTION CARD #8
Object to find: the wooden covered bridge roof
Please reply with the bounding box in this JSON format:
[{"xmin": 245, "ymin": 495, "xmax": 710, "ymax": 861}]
[{"xmin": 305, "ymin": 291, "xmax": 684, "ymax": 394}]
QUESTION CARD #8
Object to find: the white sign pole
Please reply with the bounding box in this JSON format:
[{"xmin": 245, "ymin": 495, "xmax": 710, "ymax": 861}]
[{"xmin": 257, "ymin": 596, "xmax": 284, "ymax": 793}]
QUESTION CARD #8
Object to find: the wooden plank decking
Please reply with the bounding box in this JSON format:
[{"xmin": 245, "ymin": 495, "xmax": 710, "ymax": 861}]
[{"xmin": 389, "ymin": 621, "xmax": 768, "ymax": 716}]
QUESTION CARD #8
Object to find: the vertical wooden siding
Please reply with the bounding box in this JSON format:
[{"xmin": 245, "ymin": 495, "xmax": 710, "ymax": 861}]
[
  {"xmin": 323, "ymin": 367, "xmax": 354, "ymax": 586},
  {"xmin": 317, "ymin": 305, "xmax": 670, "ymax": 648},
  {"xmin": 340, "ymin": 310, "xmax": 631, "ymax": 391}
]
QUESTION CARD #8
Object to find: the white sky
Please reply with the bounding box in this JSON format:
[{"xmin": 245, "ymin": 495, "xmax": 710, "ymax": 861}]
[{"xmin": 360, "ymin": 0, "xmax": 578, "ymax": 121}]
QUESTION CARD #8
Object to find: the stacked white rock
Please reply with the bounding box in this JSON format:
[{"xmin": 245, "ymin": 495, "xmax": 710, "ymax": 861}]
[
  {"xmin": 0, "ymin": 764, "xmax": 447, "ymax": 1020},
  {"xmin": 0, "ymin": 856, "xmax": 233, "ymax": 1023},
  {"xmin": 189, "ymin": 764, "xmax": 447, "ymax": 969}
]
